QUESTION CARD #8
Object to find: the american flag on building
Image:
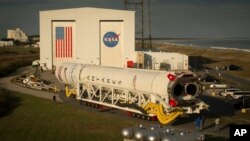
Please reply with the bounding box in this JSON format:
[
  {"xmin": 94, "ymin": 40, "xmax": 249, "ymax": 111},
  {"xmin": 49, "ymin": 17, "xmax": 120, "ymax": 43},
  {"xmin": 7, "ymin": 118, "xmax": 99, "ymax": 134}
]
[{"xmin": 55, "ymin": 26, "xmax": 72, "ymax": 58}]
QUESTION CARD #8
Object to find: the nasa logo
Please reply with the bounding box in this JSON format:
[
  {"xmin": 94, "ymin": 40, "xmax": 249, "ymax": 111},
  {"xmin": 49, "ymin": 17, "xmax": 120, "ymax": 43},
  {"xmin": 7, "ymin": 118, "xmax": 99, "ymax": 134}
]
[{"xmin": 103, "ymin": 32, "xmax": 120, "ymax": 47}]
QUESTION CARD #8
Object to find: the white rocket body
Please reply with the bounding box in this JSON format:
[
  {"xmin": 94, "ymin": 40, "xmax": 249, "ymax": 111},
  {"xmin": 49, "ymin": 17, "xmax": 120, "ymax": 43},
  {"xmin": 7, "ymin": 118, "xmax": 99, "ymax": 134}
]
[{"xmin": 55, "ymin": 63, "xmax": 206, "ymax": 114}]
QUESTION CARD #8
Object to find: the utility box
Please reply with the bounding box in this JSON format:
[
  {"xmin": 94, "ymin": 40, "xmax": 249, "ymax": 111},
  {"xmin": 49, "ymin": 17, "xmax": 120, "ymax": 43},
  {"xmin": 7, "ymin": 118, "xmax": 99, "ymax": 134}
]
[
  {"xmin": 136, "ymin": 51, "xmax": 144, "ymax": 69},
  {"xmin": 127, "ymin": 60, "xmax": 134, "ymax": 68},
  {"xmin": 40, "ymin": 7, "xmax": 135, "ymax": 70}
]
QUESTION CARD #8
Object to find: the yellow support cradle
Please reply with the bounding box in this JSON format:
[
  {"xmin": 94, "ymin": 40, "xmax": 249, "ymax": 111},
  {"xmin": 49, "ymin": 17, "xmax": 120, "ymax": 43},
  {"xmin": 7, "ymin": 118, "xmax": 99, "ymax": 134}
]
[
  {"xmin": 144, "ymin": 102, "xmax": 183, "ymax": 124},
  {"xmin": 65, "ymin": 86, "xmax": 76, "ymax": 97}
]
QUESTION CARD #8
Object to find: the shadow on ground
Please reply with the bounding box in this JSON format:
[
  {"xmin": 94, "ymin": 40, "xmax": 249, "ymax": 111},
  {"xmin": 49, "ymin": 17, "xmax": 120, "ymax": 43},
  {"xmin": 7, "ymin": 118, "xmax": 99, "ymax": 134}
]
[
  {"xmin": 0, "ymin": 88, "xmax": 21, "ymax": 117},
  {"xmin": 200, "ymin": 95, "xmax": 237, "ymax": 116},
  {"xmin": 205, "ymin": 135, "xmax": 228, "ymax": 141},
  {"xmin": 172, "ymin": 95, "xmax": 237, "ymax": 126},
  {"xmin": 189, "ymin": 56, "xmax": 217, "ymax": 71}
]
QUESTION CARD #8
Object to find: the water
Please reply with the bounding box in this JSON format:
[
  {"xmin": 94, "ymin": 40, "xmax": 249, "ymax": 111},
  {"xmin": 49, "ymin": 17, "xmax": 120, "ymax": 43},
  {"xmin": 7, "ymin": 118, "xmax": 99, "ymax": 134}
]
[{"xmin": 158, "ymin": 39, "xmax": 250, "ymax": 52}]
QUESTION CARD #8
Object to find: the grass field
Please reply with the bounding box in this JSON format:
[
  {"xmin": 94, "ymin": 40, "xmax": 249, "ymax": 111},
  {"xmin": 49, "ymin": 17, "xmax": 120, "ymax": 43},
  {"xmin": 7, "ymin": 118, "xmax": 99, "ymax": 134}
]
[
  {"xmin": 0, "ymin": 47, "xmax": 39, "ymax": 77},
  {"xmin": 0, "ymin": 89, "xmax": 231, "ymax": 141},
  {"xmin": 0, "ymin": 46, "xmax": 39, "ymax": 116},
  {"xmin": 0, "ymin": 89, "xmax": 139, "ymax": 141},
  {"xmin": 0, "ymin": 47, "xmax": 137, "ymax": 141}
]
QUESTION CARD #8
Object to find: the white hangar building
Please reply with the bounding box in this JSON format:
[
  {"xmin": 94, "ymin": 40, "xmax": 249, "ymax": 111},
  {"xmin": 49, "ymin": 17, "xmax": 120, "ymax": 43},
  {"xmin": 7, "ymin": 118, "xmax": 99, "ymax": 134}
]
[
  {"xmin": 40, "ymin": 7, "xmax": 135, "ymax": 70},
  {"xmin": 40, "ymin": 7, "xmax": 188, "ymax": 71}
]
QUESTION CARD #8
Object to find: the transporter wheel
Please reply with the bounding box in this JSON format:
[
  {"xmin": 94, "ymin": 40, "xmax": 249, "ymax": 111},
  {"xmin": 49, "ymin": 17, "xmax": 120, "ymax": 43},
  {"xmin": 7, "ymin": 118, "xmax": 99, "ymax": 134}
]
[
  {"xmin": 147, "ymin": 116, "xmax": 152, "ymax": 121},
  {"xmin": 226, "ymin": 94, "xmax": 232, "ymax": 99},
  {"xmin": 85, "ymin": 102, "xmax": 90, "ymax": 106},
  {"xmin": 79, "ymin": 100, "xmax": 83, "ymax": 105},
  {"xmin": 136, "ymin": 114, "xmax": 141, "ymax": 118},
  {"xmin": 141, "ymin": 115, "xmax": 146, "ymax": 120},
  {"xmin": 95, "ymin": 104, "xmax": 99, "ymax": 108},
  {"xmin": 125, "ymin": 111, "xmax": 132, "ymax": 116},
  {"xmin": 132, "ymin": 113, "xmax": 136, "ymax": 117}
]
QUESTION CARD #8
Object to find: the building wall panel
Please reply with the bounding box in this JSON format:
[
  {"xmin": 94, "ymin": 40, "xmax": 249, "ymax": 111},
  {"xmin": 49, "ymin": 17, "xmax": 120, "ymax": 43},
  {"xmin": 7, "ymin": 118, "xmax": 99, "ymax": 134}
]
[
  {"xmin": 100, "ymin": 21, "xmax": 123, "ymax": 67},
  {"xmin": 40, "ymin": 7, "xmax": 135, "ymax": 69}
]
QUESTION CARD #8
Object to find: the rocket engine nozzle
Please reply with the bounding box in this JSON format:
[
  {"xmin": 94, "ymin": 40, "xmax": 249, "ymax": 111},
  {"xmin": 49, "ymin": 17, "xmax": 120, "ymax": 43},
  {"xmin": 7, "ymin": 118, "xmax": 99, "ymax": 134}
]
[
  {"xmin": 170, "ymin": 78, "xmax": 202, "ymax": 108},
  {"xmin": 170, "ymin": 74, "xmax": 202, "ymax": 102},
  {"xmin": 172, "ymin": 83, "xmax": 200, "ymax": 97},
  {"xmin": 185, "ymin": 83, "xmax": 199, "ymax": 96}
]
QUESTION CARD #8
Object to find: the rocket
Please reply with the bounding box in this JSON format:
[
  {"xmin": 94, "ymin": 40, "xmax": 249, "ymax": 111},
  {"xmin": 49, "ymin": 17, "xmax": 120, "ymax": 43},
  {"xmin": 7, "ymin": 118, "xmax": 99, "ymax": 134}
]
[{"xmin": 55, "ymin": 63, "xmax": 208, "ymax": 124}]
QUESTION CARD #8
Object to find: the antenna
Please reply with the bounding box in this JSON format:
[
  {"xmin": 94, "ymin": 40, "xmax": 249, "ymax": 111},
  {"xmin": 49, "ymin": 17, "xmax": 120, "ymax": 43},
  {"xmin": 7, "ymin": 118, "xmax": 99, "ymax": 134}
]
[{"xmin": 124, "ymin": 0, "xmax": 152, "ymax": 51}]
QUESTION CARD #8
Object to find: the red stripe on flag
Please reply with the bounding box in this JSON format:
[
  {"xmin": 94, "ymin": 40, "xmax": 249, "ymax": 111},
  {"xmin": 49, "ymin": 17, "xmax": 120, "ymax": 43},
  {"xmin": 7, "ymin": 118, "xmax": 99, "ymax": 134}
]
[
  {"xmin": 57, "ymin": 40, "xmax": 60, "ymax": 57},
  {"xmin": 65, "ymin": 27, "xmax": 67, "ymax": 58},
  {"xmin": 66, "ymin": 27, "xmax": 68, "ymax": 58},
  {"xmin": 69, "ymin": 27, "xmax": 72, "ymax": 58},
  {"xmin": 59, "ymin": 40, "xmax": 61, "ymax": 58},
  {"xmin": 56, "ymin": 38, "xmax": 57, "ymax": 57},
  {"xmin": 69, "ymin": 27, "xmax": 71, "ymax": 58},
  {"xmin": 56, "ymin": 40, "xmax": 58, "ymax": 57},
  {"xmin": 58, "ymin": 39, "xmax": 60, "ymax": 58},
  {"xmin": 65, "ymin": 28, "xmax": 67, "ymax": 58},
  {"xmin": 58, "ymin": 40, "xmax": 60, "ymax": 58},
  {"xmin": 63, "ymin": 28, "xmax": 65, "ymax": 58},
  {"xmin": 66, "ymin": 27, "xmax": 69, "ymax": 58},
  {"xmin": 60, "ymin": 40, "xmax": 62, "ymax": 58},
  {"xmin": 62, "ymin": 27, "xmax": 67, "ymax": 58},
  {"xmin": 68, "ymin": 27, "xmax": 70, "ymax": 58}
]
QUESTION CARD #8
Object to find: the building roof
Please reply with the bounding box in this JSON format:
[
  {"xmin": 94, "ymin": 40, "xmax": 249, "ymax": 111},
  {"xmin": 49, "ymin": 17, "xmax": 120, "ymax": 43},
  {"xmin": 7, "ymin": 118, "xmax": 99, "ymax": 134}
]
[{"xmin": 40, "ymin": 7, "xmax": 134, "ymax": 14}]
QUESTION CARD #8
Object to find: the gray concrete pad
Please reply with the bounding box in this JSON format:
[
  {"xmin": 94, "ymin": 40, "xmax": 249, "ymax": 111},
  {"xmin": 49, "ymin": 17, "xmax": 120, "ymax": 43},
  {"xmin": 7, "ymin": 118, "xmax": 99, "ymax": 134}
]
[{"xmin": 0, "ymin": 66, "xmax": 62, "ymax": 102}]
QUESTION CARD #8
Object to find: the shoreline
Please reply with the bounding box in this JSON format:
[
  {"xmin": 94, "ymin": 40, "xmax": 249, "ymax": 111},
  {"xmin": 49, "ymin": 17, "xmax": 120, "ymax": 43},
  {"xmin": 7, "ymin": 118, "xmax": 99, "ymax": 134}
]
[
  {"xmin": 210, "ymin": 46, "xmax": 250, "ymax": 53},
  {"xmin": 151, "ymin": 38, "xmax": 250, "ymax": 53},
  {"xmin": 162, "ymin": 42, "xmax": 250, "ymax": 53}
]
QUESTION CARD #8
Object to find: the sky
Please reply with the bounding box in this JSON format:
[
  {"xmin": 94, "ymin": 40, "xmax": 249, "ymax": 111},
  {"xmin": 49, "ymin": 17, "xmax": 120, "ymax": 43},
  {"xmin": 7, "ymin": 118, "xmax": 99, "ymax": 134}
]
[{"xmin": 0, "ymin": 0, "xmax": 250, "ymax": 39}]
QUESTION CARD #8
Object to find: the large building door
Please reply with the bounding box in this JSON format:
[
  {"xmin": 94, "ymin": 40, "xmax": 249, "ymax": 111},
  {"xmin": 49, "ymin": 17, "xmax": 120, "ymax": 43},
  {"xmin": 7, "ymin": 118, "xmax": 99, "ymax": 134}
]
[{"xmin": 100, "ymin": 21, "xmax": 123, "ymax": 67}]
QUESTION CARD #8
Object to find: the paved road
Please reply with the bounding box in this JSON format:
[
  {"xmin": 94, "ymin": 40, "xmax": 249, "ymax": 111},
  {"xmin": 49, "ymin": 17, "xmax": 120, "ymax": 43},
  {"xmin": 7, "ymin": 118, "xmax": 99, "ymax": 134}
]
[
  {"xmin": 0, "ymin": 66, "xmax": 62, "ymax": 102},
  {"xmin": 221, "ymin": 71, "xmax": 250, "ymax": 89},
  {"xmin": 208, "ymin": 69, "xmax": 250, "ymax": 90}
]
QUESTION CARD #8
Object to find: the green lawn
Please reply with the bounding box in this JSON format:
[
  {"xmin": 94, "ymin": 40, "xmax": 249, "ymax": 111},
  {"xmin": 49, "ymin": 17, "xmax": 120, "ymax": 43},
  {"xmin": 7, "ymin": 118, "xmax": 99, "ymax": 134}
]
[
  {"xmin": 0, "ymin": 90, "xmax": 137, "ymax": 141},
  {"xmin": 0, "ymin": 47, "xmax": 137, "ymax": 141},
  {"xmin": 0, "ymin": 47, "xmax": 39, "ymax": 77}
]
